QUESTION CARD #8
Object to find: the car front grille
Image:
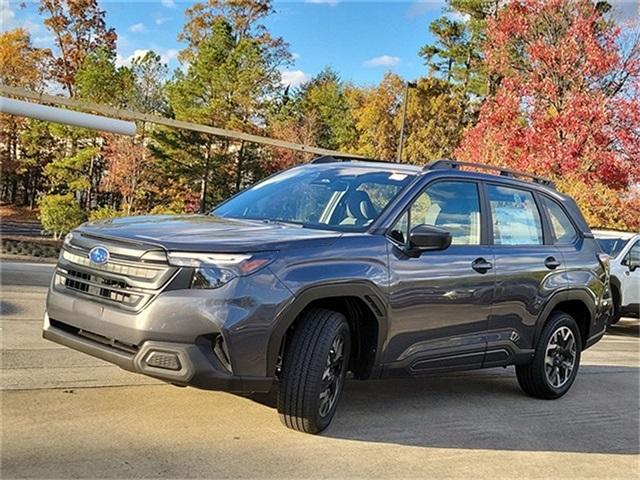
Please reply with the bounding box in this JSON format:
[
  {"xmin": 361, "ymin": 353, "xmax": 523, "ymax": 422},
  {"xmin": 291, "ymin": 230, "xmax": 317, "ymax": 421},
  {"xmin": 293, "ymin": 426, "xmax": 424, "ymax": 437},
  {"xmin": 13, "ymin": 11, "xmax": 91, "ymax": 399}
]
[{"xmin": 53, "ymin": 237, "xmax": 178, "ymax": 311}]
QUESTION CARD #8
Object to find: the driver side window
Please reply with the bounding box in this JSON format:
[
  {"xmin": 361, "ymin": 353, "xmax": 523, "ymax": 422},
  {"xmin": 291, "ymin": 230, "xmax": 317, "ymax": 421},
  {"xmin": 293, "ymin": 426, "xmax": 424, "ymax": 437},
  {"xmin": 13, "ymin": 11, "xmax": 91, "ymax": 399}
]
[{"xmin": 389, "ymin": 181, "xmax": 481, "ymax": 246}]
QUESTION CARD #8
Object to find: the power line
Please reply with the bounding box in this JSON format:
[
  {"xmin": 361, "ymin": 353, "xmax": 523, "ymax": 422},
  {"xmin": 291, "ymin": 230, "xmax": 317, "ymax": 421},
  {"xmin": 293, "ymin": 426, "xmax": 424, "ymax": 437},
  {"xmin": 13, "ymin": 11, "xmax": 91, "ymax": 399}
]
[{"xmin": 0, "ymin": 85, "xmax": 366, "ymax": 158}]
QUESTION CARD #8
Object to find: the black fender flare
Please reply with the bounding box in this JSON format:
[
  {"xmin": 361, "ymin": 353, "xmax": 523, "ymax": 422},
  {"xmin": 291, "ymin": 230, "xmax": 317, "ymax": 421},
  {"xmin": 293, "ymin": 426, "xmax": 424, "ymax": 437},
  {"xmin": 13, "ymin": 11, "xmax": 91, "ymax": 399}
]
[
  {"xmin": 265, "ymin": 280, "xmax": 388, "ymax": 377},
  {"xmin": 533, "ymin": 288, "xmax": 596, "ymax": 348}
]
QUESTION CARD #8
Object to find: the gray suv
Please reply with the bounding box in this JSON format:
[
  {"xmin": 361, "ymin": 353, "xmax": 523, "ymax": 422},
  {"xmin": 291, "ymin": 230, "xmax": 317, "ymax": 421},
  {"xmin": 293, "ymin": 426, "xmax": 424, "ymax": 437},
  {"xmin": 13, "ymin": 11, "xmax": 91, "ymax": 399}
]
[{"xmin": 43, "ymin": 157, "xmax": 611, "ymax": 433}]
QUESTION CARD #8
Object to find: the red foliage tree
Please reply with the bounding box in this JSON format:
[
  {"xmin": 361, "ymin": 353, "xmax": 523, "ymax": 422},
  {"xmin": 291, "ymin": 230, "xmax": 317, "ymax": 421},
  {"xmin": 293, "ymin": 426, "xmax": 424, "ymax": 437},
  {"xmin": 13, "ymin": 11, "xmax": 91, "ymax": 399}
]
[
  {"xmin": 101, "ymin": 135, "xmax": 150, "ymax": 215},
  {"xmin": 456, "ymin": 0, "xmax": 640, "ymax": 228}
]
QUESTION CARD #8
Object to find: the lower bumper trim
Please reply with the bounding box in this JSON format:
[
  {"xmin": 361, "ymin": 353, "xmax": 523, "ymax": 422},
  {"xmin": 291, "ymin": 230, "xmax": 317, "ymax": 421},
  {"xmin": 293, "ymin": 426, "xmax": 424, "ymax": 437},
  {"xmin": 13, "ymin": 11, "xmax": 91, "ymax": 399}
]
[{"xmin": 43, "ymin": 314, "xmax": 273, "ymax": 393}]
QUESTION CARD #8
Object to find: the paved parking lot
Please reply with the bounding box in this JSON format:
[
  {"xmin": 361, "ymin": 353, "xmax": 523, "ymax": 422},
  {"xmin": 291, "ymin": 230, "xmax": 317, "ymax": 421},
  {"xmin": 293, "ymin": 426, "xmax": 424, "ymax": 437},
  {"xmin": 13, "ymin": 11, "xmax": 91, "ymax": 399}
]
[{"xmin": 1, "ymin": 261, "xmax": 638, "ymax": 479}]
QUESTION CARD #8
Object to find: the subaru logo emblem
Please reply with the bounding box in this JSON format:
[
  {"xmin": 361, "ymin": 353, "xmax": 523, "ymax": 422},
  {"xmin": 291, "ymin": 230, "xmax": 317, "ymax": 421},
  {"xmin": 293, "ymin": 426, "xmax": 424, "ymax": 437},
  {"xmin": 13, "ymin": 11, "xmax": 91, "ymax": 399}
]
[{"xmin": 89, "ymin": 245, "xmax": 110, "ymax": 265}]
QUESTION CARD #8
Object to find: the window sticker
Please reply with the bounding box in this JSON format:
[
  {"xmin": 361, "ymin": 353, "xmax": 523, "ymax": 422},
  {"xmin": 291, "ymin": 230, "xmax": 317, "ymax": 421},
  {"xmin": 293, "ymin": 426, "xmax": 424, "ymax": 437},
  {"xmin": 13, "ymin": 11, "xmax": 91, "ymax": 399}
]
[{"xmin": 389, "ymin": 173, "xmax": 408, "ymax": 181}]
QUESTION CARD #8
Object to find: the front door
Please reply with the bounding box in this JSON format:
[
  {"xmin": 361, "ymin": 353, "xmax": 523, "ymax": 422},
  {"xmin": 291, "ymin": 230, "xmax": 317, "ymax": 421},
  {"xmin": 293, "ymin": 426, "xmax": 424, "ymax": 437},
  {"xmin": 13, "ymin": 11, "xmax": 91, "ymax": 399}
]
[
  {"xmin": 621, "ymin": 239, "xmax": 640, "ymax": 313},
  {"xmin": 385, "ymin": 179, "xmax": 495, "ymax": 375}
]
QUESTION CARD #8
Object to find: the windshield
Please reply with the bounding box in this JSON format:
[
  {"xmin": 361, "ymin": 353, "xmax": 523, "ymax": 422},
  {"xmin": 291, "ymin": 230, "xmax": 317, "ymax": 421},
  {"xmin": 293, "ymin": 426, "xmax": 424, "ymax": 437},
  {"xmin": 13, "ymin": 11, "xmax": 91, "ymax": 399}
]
[
  {"xmin": 596, "ymin": 237, "xmax": 630, "ymax": 258},
  {"xmin": 212, "ymin": 165, "xmax": 415, "ymax": 231}
]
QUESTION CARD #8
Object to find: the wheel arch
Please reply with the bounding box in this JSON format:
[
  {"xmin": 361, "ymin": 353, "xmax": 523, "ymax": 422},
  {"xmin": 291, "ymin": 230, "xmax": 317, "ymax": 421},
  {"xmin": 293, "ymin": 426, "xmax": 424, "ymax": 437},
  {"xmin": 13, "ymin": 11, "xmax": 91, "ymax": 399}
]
[
  {"xmin": 535, "ymin": 289, "xmax": 596, "ymax": 350},
  {"xmin": 266, "ymin": 281, "xmax": 388, "ymax": 379}
]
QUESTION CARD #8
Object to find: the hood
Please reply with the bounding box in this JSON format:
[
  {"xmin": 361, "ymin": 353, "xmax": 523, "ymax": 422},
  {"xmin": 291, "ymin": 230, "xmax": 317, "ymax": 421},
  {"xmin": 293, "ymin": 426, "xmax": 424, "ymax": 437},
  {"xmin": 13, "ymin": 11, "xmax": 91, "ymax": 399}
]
[{"xmin": 75, "ymin": 214, "xmax": 342, "ymax": 253}]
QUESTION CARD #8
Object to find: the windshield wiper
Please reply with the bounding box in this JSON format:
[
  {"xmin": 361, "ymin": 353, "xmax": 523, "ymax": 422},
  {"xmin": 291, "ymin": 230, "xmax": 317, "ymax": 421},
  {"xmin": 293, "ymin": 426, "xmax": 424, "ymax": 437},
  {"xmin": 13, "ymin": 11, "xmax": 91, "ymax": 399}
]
[{"xmin": 260, "ymin": 218, "xmax": 305, "ymax": 228}]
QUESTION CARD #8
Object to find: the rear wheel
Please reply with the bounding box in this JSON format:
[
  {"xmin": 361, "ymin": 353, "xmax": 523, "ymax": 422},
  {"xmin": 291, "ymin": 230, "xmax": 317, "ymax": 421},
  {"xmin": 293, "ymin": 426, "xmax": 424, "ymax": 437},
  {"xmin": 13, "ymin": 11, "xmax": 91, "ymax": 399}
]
[
  {"xmin": 277, "ymin": 308, "xmax": 350, "ymax": 433},
  {"xmin": 516, "ymin": 312, "xmax": 581, "ymax": 399}
]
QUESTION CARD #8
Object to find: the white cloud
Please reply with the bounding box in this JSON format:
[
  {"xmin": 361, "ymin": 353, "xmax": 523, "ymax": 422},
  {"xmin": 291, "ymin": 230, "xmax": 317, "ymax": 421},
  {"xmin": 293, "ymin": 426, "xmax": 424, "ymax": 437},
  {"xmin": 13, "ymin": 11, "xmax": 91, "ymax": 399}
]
[
  {"xmin": 160, "ymin": 48, "xmax": 179, "ymax": 64},
  {"xmin": 1, "ymin": 0, "xmax": 15, "ymax": 24},
  {"xmin": 363, "ymin": 55, "xmax": 401, "ymax": 68},
  {"xmin": 116, "ymin": 48, "xmax": 179, "ymax": 68},
  {"xmin": 405, "ymin": 1, "xmax": 445, "ymax": 19},
  {"xmin": 155, "ymin": 16, "xmax": 171, "ymax": 25},
  {"xmin": 129, "ymin": 23, "xmax": 146, "ymax": 33},
  {"xmin": 291, "ymin": 52, "xmax": 301, "ymax": 60},
  {"xmin": 33, "ymin": 35, "xmax": 55, "ymax": 47},
  {"xmin": 280, "ymin": 70, "xmax": 311, "ymax": 88},
  {"xmin": 448, "ymin": 10, "xmax": 471, "ymax": 23},
  {"xmin": 306, "ymin": 0, "xmax": 340, "ymax": 5},
  {"xmin": 116, "ymin": 49, "xmax": 151, "ymax": 67},
  {"xmin": 161, "ymin": 0, "xmax": 176, "ymax": 8},
  {"xmin": 609, "ymin": 0, "xmax": 639, "ymax": 26}
]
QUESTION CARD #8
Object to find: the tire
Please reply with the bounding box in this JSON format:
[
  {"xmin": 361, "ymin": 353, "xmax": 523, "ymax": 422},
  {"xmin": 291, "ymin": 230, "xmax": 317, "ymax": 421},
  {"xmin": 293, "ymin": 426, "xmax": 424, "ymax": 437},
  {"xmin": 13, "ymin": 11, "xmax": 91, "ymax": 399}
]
[
  {"xmin": 516, "ymin": 311, "xmax": 582, "ymax": 399},
  {"xmin": 277, "ymin": 308, "xmax": 351, "ymax": 434},
  {"xmin": 609, "ymin": 287, "xmax": 621, "ymax": 325}
]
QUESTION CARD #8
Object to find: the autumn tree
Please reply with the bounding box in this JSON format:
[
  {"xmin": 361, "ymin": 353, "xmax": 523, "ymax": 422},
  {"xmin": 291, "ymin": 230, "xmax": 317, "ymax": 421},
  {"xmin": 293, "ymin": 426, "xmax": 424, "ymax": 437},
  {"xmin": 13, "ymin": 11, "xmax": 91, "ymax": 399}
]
[
  {"xmin": 265, "ymin": 88, "xmax": 320, "ymax": 172},
  {"xmin": 404, "ymin": 78, "xmax": 467, "ymax": 163},
  {"xmin": 350, "ymin": 73, "xmax": 403, "ymax": 160},
  {"xmin": 456, "ymin": 0, "xmax": 640, "ymax": 229},
  {"xmin": 97, "ymin": 52, "xmax": 168, "ymax": 214},
  {"xmin": 35, "ymin": 0, "xmax": 121, "ymax": 212},
  {"xmin": 0, "ymin": 29, "xmax": 50, "ymax": 205},
  {"xmin": 39, "ymin": 0, "xmax": 117, "ymax": 96}
]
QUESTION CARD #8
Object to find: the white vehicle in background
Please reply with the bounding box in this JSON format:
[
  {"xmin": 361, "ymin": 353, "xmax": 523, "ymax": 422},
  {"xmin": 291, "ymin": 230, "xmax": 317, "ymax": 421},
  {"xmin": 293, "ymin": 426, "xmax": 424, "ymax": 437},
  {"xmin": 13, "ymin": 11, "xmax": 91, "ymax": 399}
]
[{"xmin": 593, "ymin": 230, "xmax": 640, "ymax": 324}]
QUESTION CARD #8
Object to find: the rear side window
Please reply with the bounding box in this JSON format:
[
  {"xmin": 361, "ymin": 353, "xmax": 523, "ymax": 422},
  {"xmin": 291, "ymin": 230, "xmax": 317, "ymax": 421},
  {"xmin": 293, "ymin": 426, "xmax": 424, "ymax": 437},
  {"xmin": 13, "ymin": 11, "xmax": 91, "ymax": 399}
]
[
  {"xmin": 541, "ymin": 196, "xmax": 578, "ymax": 245},
  {"xmin": 487, "ymin": 185, "xmax": 543, "ymax": 246}
]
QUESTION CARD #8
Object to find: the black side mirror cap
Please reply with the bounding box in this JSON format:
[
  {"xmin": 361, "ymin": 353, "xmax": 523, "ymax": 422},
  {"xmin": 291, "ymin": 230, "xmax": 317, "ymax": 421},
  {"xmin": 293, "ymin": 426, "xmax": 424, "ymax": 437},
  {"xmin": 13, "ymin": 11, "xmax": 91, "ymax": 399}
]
[{"xmin": 407, "ymin": 224, "xmax": 452, "ymax": 255}]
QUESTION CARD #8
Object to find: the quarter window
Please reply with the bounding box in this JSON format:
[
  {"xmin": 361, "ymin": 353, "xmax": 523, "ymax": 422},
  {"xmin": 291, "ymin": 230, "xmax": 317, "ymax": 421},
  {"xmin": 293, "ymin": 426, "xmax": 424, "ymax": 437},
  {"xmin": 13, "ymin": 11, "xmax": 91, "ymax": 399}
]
[
  {"xmin": 541, "ymin": 196, "xmax": 578, "ymax": 245},
  {"xmin": 624, "ymin": 241, "xmax": 640, "ymax": 267},
  {"xmin": 389, "ymin": 181, "xmax": 481, "ymax": 246},
  {"xmin": 487, "ymin": 185, "xmax": 543, "ymax": 246}
]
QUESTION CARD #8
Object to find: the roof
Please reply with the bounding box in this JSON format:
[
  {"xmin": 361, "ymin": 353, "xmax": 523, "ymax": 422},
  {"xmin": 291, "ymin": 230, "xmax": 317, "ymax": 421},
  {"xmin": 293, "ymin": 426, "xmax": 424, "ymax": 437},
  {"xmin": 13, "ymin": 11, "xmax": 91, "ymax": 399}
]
[
  {"xmin": 309, "ymin": 156, "xmax": 555, "ymax": 189},
  {"xmin": 308, "ymin": 159, "xmax": 422, "ymax": 174},
  {"xmin": 592, "ymin": 229, "xmax": 639, "ymax": 239}
]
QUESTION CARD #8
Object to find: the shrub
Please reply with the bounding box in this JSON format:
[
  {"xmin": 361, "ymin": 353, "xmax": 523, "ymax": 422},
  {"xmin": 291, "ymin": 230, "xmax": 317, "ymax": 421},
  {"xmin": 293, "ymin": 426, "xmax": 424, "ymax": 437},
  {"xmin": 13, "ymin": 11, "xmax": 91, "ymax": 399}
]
[
  {"xmin": 88, "ymin": 206, "xmax": 127, "ymax": 222},
  {"xmin": 37, "ymin": 194, "xmax": 86, "ymax": 239},
  {"xmin": 149, "ymin": 202, "xmax": 187, "ymax": 215}
]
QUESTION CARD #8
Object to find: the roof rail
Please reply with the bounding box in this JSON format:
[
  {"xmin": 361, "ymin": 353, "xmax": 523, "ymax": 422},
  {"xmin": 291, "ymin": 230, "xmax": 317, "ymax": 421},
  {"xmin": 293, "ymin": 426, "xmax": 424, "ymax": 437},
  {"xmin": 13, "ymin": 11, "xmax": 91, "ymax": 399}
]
[
  {"xmin": 425, "ymin": 159, "xmax": 555, "ymax": 188},
  {"xmin": 311, "ymin": 154, "xmax": 394, "ymax": 164}
]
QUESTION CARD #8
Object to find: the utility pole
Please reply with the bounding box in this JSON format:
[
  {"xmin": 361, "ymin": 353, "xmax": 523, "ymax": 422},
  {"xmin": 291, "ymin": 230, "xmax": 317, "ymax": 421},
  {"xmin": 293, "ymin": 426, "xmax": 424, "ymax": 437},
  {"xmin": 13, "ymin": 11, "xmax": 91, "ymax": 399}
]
[{"xmin": 397, "ymin": 80, "xmax": 417, "ymax": 162}]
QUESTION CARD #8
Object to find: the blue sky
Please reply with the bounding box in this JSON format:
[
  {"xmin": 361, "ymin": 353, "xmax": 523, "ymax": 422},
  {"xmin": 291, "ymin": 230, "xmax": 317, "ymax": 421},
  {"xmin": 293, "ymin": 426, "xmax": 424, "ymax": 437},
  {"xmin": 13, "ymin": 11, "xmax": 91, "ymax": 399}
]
[
  {"xmin": 3, "ymin": 0, "xmax": 638, "ymax": 88},
  {"xmin": 3, "ymin": 0, "xmax": 450, "ymax": 86}
]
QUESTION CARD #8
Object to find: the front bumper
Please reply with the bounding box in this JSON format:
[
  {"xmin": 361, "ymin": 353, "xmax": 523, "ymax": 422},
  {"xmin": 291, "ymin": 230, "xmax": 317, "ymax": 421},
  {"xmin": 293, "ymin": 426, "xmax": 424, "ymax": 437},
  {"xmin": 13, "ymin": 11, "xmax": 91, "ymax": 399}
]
[{"xmin": 43, "ymin": 313, "xmax": 273, "ymax": 392}]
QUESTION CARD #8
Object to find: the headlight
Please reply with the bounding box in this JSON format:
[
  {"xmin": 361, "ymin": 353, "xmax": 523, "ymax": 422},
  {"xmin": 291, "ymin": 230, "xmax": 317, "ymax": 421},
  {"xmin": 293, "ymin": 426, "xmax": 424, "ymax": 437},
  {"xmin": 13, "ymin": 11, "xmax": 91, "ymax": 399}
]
[{"xmin": 167, "ymin": 252, "xmax": 276, "ymax": 289}]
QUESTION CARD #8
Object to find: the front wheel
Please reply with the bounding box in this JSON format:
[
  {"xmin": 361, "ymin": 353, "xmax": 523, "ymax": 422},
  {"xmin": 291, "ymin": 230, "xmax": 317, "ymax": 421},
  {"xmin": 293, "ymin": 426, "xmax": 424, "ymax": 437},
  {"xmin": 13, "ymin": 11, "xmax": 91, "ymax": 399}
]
[
  {"xmin": 516, "ymin": 312, "xmax": 582, "ymax": 399},
  {"xmin": 277, "ymin": 308, "xmax": 350, "ymax": 433},
  {"xmin": 609, "ymin": 288, "xmax": 621, "ymax": 325}
]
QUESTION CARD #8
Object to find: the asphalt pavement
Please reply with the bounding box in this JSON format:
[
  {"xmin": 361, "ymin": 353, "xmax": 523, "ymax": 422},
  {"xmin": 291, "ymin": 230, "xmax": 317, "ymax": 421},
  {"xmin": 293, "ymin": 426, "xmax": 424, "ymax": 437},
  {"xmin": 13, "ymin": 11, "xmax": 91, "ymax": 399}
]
[{"xmin": 1, "ymin": 260, "xmax": 638, "ymax": 479}]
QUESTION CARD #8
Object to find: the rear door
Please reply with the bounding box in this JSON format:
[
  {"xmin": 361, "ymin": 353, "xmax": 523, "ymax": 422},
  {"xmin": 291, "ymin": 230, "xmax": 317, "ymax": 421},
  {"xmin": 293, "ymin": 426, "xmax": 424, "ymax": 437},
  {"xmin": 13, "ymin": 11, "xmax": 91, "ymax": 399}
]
[{"xmin": 486, "ymin": 183, "xmax": 564, "ymax": 364}]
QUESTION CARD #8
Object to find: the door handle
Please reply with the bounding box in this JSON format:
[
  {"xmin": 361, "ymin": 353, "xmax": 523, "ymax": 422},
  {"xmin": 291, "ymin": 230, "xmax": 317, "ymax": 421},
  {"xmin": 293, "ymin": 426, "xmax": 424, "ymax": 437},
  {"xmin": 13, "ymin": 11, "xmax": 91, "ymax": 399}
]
[
  {"xmin": 544, "ymin": 256, "xmax": 561, "ymax": 270},
  {"xmin": 472, "ymin": 257, "xmax": 493, "ymax": 274}
]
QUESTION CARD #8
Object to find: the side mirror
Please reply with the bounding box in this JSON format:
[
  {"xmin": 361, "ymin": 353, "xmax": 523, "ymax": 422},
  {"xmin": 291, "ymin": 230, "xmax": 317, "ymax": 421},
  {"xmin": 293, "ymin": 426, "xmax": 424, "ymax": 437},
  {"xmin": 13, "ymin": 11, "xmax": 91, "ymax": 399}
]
[{"xmin": 407, "ymin": 224, "xmax": 452, "ymax": 255}]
